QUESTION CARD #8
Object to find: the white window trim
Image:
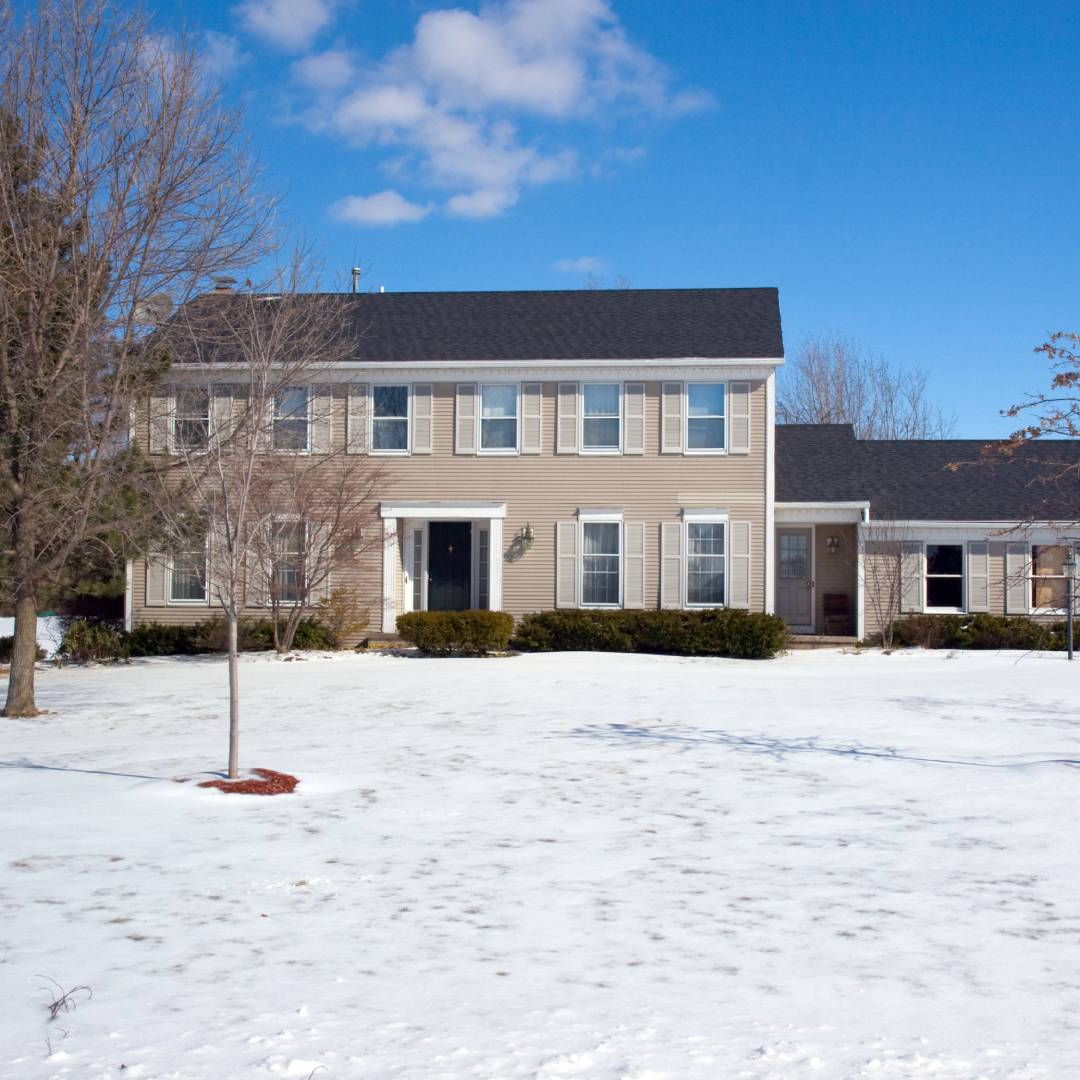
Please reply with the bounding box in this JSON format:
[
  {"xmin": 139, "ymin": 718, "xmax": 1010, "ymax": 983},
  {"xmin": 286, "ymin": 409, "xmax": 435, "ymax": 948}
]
[
  {"xmin": 578, "ymin": 509, "xmax": 624, "ymax": 609},
  {"xmin": 476, "ymin": 381, "xmax": 521, "ymax": 456},
  {"xmin": 580, "ymin": 382, "xmax": 623, "ymax": 455},
  {"xmin": 683, "ymin": 510, "xmax": 729, "ymax": 609},
  {"xmin": 924, "ymin": 540, "xmax": 966, "ymax": 614},
  {"xmin": 167, "ymin": 543, "xmax": 209, "ymax": 606},
  {"xmin": 369, "ymin": 382, "xmax": 412, "ymax": 457},
  {"xmin": 267, "ymin": 516, "xmax": 307, "ymax": 608},
  {"xmin": 272, "ymin": 386, "xmax": 312, "ymax": 455},
  {"xmin": 683, "ymin": 381, "xmax": 728, "ymax": 456},
  {"xmin": 1029, "ymin": 543, "xmax": 1075, "ymax": 617},
  {"xmin": 170, "ymin": 389, "xmax": 211, "ymax": 455}
]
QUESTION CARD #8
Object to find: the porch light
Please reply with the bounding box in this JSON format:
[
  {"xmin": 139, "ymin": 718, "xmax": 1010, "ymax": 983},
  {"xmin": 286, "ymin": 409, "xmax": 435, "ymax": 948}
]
[
  {"xmin": 521, "ymin": 523, "xmax": 534, "ymax": 550},
  {"xmin": 826, "ymin": 535, "xmax": 842, "ymax": 555}
]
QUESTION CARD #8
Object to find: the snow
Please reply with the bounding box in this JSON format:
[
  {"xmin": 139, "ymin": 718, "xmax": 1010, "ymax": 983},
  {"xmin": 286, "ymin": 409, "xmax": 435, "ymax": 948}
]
[{"xmin": 2, "ymin": 647, "xmax": 1080, "ymax": 1079}]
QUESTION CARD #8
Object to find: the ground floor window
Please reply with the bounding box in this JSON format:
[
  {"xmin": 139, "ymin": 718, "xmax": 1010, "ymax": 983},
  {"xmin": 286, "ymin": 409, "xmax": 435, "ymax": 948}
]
[
  {"xmin": 1031, "ymin": 545, "xmax": 1071, "ymax": 610},
  {"xmin": 170, "ymin": 539, "xmax": 207, "ymax": 603},
  {"xmin": 686, "ymin": 522, "xmax": 725, "ymax": 605},
  {"xmin": 272, "ymin": 521, "xmax": 305, "ymax": 604},
  {"xmin": 582, "ymin": 521, "xmax": 620, "ymax": 606},
  {"xmin": 926, "ymin": 543, "xmax": 963, "ymax": 609}
]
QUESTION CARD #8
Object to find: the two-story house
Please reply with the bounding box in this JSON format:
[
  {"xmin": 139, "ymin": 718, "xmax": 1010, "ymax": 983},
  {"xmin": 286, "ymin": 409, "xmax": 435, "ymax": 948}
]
[{"xmin": 127, "ymin": 286, "xmax": 1078, "ymax": 642}]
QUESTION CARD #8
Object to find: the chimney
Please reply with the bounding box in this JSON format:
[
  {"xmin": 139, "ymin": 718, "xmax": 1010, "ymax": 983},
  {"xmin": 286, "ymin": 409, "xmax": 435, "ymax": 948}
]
[{"xmin": 210, "ymin": 275, "xmax": 237, "ymax": 295}]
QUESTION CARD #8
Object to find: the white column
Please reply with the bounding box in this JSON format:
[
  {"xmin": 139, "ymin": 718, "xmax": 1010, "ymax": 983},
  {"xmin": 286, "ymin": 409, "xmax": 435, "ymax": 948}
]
[
  {"xmin": 382, "ymin": 517, "xmax": 398, "ymax": 633},
  {"xmin": 124, "ymin": 559, "xmax": 133, "ymax": 632},
  {"xmin": 488, "ymin": 518, "xmax": 503, "ymax": 611},
  {"xmin": 764, "ymin": 370, "xmax": 776, "ymax": 614},
  {"xmin": 856, "ymin": 515, "xmax": 866, "ymax": 641}
]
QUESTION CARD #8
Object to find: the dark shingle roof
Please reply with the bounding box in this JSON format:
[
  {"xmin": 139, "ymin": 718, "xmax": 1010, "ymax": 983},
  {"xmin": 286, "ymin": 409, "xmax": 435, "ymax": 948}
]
[
  {"xmin": 180, "ymin": 287, "xmax": 783, "ymax": 363},
  {"xmin": 777, "ymin": 424, "xmax": 1080, "ymax": 521}
]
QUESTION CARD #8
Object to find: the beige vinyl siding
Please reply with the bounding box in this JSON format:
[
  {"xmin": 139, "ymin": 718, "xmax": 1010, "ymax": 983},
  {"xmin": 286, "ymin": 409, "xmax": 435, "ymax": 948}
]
[{"xmin": 132, "ymin": 378, "xmax": 770, "ymax": 627}]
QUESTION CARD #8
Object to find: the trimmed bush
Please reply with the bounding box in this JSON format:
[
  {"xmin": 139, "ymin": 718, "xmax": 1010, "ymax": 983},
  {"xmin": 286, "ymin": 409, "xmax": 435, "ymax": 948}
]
[
  {"xmin": 511, "ymin": 609, "xmax": 789, "ymax": 660},
  {"xmin": 396, "ymin": 610, "xmax": 515, "ymax": 656},
  {"xmin": 891, "ymin": 613, "xmax": 1066, "ymax": 651},
  {"xmin": 0, "ymin": 635, "xmax": 45, "ymax": 663},
  {"xmin": 57, "ymin": 619, "xmax": 130, "ymax": 663},
  {"xmin": 126, "ymin": 622, "xmax": 204, "ymax": 657}
]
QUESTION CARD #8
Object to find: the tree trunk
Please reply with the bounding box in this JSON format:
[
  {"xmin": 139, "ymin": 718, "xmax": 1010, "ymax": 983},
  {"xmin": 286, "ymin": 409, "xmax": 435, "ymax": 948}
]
[
  {"xmin": 3, "ymin": 590, "xmax": 40, "ymax": 716},
  {"xmin": 227, "ymin": 613, "xmax": 239, "ymax": 778}
]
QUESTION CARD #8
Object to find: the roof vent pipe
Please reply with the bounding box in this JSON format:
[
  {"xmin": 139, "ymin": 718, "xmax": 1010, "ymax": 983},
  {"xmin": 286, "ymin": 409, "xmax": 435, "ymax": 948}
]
[{"xmin": 351, "ymin": 266, "xmax": 361, "ymax": 294}]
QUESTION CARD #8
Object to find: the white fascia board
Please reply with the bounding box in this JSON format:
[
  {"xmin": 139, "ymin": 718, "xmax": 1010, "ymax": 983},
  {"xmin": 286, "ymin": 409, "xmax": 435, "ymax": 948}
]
[
  {"xmin": 860, "ymin": 520, "xmax": 1077, "ymax": 544},
  {"xmin": 381, "ymin": 500, "xmax": 507, "ymax": 520},
  {"xmin": 775, "ymin": 501, "xmax": 870, "ymax": 524}
]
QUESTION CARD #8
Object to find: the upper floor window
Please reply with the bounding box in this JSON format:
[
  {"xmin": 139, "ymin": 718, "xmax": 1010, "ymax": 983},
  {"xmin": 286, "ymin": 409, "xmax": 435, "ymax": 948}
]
[
  {"xmin": 582, "ymin": 520, "xmax": 621, "ymax": 606},
  {"xmin": 925, "ymin": 543, "xmax": 963, "ymax": 609},
  {"xmin": 1032, "ymin": 545, "xmax": 1071, "ymax": 611},
  {"xmin": 686, "ymin": 383, "xmax": 726, "ymax": 452},
  {"xmin": 372, "ymin": 385, "xmax": 409, "ymax": 453},
  {"xmin": 271, "ymin": 520, "xmax": 305, "ymax": 605},
  {"xmin": 170, "ymin": 536, "xmax": 207, "ymax": 603},
  {"xmin": 274, "ymin": 387, "xmax": 310, "ymax": 451},
  {"xmin": 480, "ymin": 384, "xmax": 518, "ymax": 452},
  {"xmin": 582, "ymin": 383, "xmax": 620, "ymax": 452},
  {"xmin": 686, "ymin": 521, "xmax": 725, "ymax": 606},
  {"xmin": 174, "ymin": 390, "xmax": 210, "ymax": 452}
]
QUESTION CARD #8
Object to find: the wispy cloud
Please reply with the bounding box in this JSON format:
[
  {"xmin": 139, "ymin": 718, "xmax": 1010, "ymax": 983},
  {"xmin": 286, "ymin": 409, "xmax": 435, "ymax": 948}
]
[
  {"xmin": 203, "ymin": 31, "xmax": 247, "ymax": 79},
  {"xmin": 553, "ymin": 255, "xmax": 607, "ymax": 275},
  {"xmin": 285, "ymin": 0, "xmax": 710, "ymax": 223},
  {"xmin": 234, "ymin": 0, "xmax": 337, "ymax": 52},
  {"xmin": 330, "ymin": 189, "xmax": 433, "ymax": 226}
]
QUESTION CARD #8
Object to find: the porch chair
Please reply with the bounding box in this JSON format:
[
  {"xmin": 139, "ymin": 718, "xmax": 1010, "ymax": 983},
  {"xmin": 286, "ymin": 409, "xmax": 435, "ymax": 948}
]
[{"xmin": 822, "ymin": 593, "xmax": 850, "ymax": 636}]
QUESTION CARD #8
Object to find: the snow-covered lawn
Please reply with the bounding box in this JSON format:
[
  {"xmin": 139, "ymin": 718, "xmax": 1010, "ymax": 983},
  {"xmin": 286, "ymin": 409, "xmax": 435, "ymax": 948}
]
[{"xmin": 2, "ymin": 649, "xmax": 1079, "ymax": 1079}]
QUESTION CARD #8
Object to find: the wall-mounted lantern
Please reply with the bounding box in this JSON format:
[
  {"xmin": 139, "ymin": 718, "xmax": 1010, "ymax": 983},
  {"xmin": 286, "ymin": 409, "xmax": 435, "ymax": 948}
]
[
  {"xmin": 826, "ymin": 535, "xmax": 842, "ymax": 555},
  {"xmin": 521, "ymin": 522, "xmax": 535, "ymax": 551}
]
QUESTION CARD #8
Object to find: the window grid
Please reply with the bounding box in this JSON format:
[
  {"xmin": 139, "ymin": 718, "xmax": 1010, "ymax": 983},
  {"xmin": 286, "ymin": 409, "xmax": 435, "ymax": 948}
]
[
  {"xmin": 170, "ymin": 540, "xmax": 207, "ymax": 603},
  {"xmin": 686, "ymin": 522, "xmax": 725, "ymax": 606},
  {"xmin": 582, "ymin": 383, "xmax": 621, "ymax": 452},
  {"xmin": 412, "ymin": 528, "xmax": 424, "ymax": 611},
  {"xmin": 477, "ymin": 528, "xmax": 490, "ymax": 609},
  {"xmin": 479, "ymin": 384, "xmax": 519, "ymax": 453},
  {"xmin": 582, "ymin": 521, "xmax": 621, "ymax": 606},
  {"xmin": 273, "ymin": 387, "xmax": 310, "ymax": 451},
  {"xmin": 174, "ymin": 390, "xmax": 210, "ymax": 452},
  {"xmin": 372, "ymin": 385, "xmax": 409, "ymax": 453},
  {"xmin": 272, "ymin": 521, "xmax": 305, "ymax": 605},
  {"xmin": 686, "ymin": 382, "xmax": 726, "ymax": 452},
  {"xmin": 925, "ymin": 543, "xmax": 963, "ymax": 609}
]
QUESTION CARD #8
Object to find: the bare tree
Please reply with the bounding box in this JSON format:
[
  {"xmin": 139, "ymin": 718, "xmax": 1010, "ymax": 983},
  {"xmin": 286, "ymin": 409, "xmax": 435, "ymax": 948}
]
[
  {"xmin": 0, "ymin": 0, "xmax": 272, "ymax": 716},
  {"xmin": 778, "ymin": 334, "xmax": 955, "ymax": 439},
  {"xmin": 858, "ymin": 525, "xmax": 916, "ymax": 651},
  {"xmin": 152, "ymin": 260, "xmax": 383, "ymax": 777}
]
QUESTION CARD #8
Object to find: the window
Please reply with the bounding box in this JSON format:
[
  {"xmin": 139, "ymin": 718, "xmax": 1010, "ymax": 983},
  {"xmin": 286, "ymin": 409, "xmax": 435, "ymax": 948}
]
[
  {"xmin": 372, "ymin": 385, "xmax": 409, "ymax": 452},
  {"xmin": 1031, "ymin": 545, "xmax": 1072, "ymax": 611},
  {"xmin": 170, "ymin": 538, "xmax": 207, "ymax": 603},
  {"xmin": 926, "ymin": 543, "xmax": 963, "ymax": 609},
  {"xmin": 412, "ymin": 528, "xmax": 424, "ymax": 611},
  {"xmin": 686, "ymin": 383, "xmax": 725, "ymax": 451},
  {"xmin": 582, "ymin": 384, "xmax": 620, "ymax": 451},
  {"xmin": 174, "ymin": 390, "xmax": 210, "ymax": 451},
  {"xmin": 686, "ymin": 522, "xmax": 726, "ymax": 606},
  {"xmin": 480, "ymin": 384, "xmax": 518, "ymax": 452},
  {"xmin": 477, "ymin": 528, "xmax": 490, "ymax": 609},
  {"xmin": 271, "ymin": 521, "xmax": 305, "ymax": 605},
  {"xmin": 273, "ymin": 387, "xmax": 309, "ymax": 451},
  {"xmin": 582, "ymin": 521, "xmax": 621, "ymax": 606}
]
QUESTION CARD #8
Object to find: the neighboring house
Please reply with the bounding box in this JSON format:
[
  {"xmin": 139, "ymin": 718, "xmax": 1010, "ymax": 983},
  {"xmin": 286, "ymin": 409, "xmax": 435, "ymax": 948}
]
[{"xmin": 126, "ymin": 286, "xmax": 1079, "ymax": 640}]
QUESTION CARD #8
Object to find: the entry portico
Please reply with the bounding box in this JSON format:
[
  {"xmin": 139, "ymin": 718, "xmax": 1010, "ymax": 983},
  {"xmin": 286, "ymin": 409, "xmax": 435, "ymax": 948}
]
[{"xmin": 380, "ymin": 501, "xmax": 506, "ymax": 632}]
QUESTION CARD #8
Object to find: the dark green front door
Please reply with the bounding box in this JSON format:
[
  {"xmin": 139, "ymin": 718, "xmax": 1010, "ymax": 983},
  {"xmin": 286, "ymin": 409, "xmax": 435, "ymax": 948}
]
[{"xmin": 427, "ymin": 522, "xmax": 471, "ymax": 611}]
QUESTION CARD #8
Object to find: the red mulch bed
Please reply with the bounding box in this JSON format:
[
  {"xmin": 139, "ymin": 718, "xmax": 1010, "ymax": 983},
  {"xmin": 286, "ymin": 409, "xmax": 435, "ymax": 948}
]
[{"xmin": 197, "ymin": 768, "xmax": 299, "ymax": 796}]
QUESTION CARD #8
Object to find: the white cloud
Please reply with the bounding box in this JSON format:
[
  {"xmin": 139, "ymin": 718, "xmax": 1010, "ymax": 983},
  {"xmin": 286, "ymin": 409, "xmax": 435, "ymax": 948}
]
[
  {"xmin": 291, "ymin": 48, "xmax": 353, "ymax": 91},
  {"xmin": 553, "ymin": 255, "xmax": 607, "ymax": 274},
  {"xmin": 330, "ymin": 189, "xmax": 433, "ymax": 226},
  {"xmin": 203, "ymin": 31, "xmax": 247, "ymax": 79},
  {"xmin": 446, "ymin": 187, "xmax": 519, "ymax": 219},
  {"xmin": 234, "ymin": 0, "xmax": 336, "ymax": 52}
]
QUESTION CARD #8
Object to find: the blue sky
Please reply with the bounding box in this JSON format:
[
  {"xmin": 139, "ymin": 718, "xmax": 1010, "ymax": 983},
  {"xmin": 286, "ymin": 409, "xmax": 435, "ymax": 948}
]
[{"xmin": 167, "ymin": 0, "xmax": 1079, "ymax": 436}]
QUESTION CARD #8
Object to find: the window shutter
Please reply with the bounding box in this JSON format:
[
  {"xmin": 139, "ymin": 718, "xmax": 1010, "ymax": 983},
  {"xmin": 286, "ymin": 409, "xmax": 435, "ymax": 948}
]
[
  {"xmin": 245, "ymin": 544, "xmax": 268, "ymax": 608},
  {"xmin": 256, "ymin": 397, "xmax": 274, "ymax": 454},
  {"xmin": 729, "ymin": 521, "xmax": 751, "ymax": 608},
  {"xmin": 1005, "ymin": 542, "xmax": 1030, "ymax": 614},
  {"xmin": 210, "ymin": 385, "xmax": 233, "ymax": 448},
  {"xmin": 660, "ymin": 522, "xmax": 683, "ymax": 608},
  {"xmin": 310, "ymin": 385, "xmax": 333, "ymax": 455},
  {"xmin": 900, "ymin": 541, "xmax": 923, "ymax": 613},
  {"xmin": 145, "ymin": 554, "xmax": 167, "ymax": 605},
  {"xmin": 729, "ymin": 382, "xmax": 751, "ymax": 455},
  {"xmin": 347, "ymin": 383, "xmax": 368, "ymax": 453},
  {"xmin": 624, "ymin": 383, "xmax": 645, "ymax": 455},
  {"xmin": 455, "ymin": 383, "xmax": 477, "ymax": 454},
  {"xmin": 150, "ymin": 393, "xmax": 172, "ymax": 454},
  {"xmin": 967, "ymin": 541, "xmax": 989, "ymax": 612},
  {"xmin": 412, "ymin": 383, "xmax": 433, "ymax": 454},
  {"xmin": 557, "ymin": 382, "xmax": 579, "ymax": 454},
  {"xmin": 624, "ymin": 522, "xmax": 646, "ymax": 608},
  {"xmin": 205, "ymin": 526, "xmax": 222, "ymax": 608},
  {"xmin": 522, "ymin": 382, "xmax": 543, "ymax": 454},
  {"xmin": 556, "ymin": 522, "xmax": 578, "ymax": 607},
  {"xmin": 661, "ymin": 382, "xmax": 682, "ymax": 454}
]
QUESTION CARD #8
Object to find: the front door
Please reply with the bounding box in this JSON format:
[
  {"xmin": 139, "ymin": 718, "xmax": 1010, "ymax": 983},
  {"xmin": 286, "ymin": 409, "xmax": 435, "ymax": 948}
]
[
  {"xmin": 776, "ymin": 528, "xmax": 814, "ymax": 630},
  {"xmin": 427, "ymin": 522, "xmax": 472, "ymax": 611}
]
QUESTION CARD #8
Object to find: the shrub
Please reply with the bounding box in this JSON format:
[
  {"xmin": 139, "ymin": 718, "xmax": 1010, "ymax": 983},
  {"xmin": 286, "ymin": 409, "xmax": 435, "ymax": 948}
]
[
  {"xmin": 288, "ymin": 618, "xmax": 337, "ymax": 651},
  {"xmin": 318, "ymin": 587, "xmax": 370, "ymax": 648},
  {"xmin": 57, "ymin": 619, "xmax": 130, "ymax": 663},
  {"xmin": 511, "ymin": 609, "xmax": 789, "ymax": 660},
  {"xmin": 126, "ymin": 622, "xmax": 204, "ymax": 657},
  {"xmin": 0, "ymin": 635, "xmax": 45, "ymax": 663},
  {"xmin": 396, "ymin": 610, "xmax": 515, "ymax": 656},
  {"xmin": 891, "ymin": 613, "xmax": 1066, "ymax": 651}
]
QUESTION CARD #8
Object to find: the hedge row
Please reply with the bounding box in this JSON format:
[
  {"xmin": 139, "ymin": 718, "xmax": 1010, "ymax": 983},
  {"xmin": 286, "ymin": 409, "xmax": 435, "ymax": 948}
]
[
  {"xmin": 511, "ymin": 609, "xmax": 789, "ymax": 660},
  {"xmin": 890, "ymin": 613, "xmax": 1068, "ymax": 651},
  {"xmin": 395, "ymin": 610, "xmax": 515, "ymax": 656},
  {"xmin": 56, "ymin": 616, "xmax": 338, "ymax": 663},
  {"xmin": 0, "ymin": 636, "xmax": 45, "ymax": 663}
]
